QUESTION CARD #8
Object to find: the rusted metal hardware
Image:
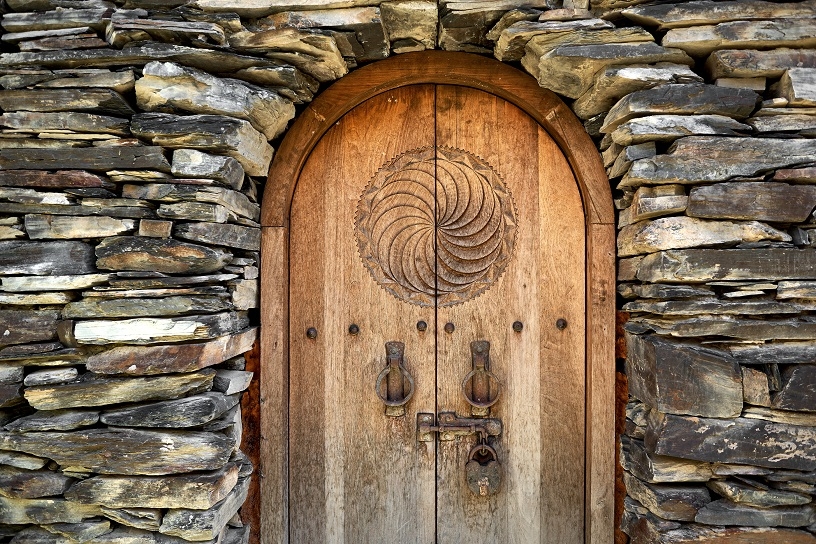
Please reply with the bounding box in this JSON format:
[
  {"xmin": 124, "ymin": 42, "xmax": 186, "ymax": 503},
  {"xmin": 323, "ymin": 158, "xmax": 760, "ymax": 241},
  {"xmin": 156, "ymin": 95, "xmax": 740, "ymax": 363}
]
[
  {"xmin": 466, "ymin": 443, "xmax": 501, "ymax": 496},
  {"xmin": 461, "ymin": 340, "xmax": 501, "ymax": 416},
  {"xmin": 444, "ymin": 322, "xmax": 455, "ymax": 333},
  {"xmin": 348, "ymin": 323, "xmax": 360, "ymax": 335},
  {"xmin": 416, "ymin": 320, "xmax": 428, "ymax": 332},
  {"xmin": 375, "ymin": 341, "xmax": 414, "ymax": 417},
  {"xmin": 416, "ymin": 411, "xmax": 502, "ymax": 442},
  {"xmin": 556, "ymin": 318, "xmax": 568, "ymax": 330},
  {"xmin": 512, "ymin": 321, "xmax": 523, "ymax": 332},
  {"xmin": 306, "ymin": 327, "xmax": 318, "ymax": 339}
]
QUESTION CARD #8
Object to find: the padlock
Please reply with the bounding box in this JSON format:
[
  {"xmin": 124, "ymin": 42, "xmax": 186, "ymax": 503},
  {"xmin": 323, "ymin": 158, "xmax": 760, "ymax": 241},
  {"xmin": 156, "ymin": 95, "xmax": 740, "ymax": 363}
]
[{"xmin": 465, "ymin": 443, "xmax": 501, "ymax": 497}]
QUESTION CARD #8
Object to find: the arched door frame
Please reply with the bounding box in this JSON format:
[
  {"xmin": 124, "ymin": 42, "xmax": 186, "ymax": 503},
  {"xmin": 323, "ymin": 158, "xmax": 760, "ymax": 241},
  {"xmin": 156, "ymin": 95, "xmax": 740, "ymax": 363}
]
[{"xmin": 259, "ymin": 50, "xmax": 615, "ymax": 543}]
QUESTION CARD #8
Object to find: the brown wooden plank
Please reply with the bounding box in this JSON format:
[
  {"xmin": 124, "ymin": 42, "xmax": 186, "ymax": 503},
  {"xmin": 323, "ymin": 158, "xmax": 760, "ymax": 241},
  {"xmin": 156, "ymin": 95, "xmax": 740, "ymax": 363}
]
[
  {"xmin": 288, "ymin": 85, "xmax": 436, "ymax": 543},
  {"xmin": 435, "ymin": 85, "xmax": 586, "ymax": 543},
  {"xmin": 258, "ymin": 227, "xmax": 288, "ymax": 544},
  {"xmin": 587, "ymin": 220, "xmax": 617, "ymax": 544}
]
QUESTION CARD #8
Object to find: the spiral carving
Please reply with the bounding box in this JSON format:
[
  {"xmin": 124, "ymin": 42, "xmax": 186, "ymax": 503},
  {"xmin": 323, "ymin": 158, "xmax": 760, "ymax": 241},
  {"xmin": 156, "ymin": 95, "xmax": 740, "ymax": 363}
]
[{"xmin": 355, "ymin": 147, "xmax": 516, "ymax": 307}]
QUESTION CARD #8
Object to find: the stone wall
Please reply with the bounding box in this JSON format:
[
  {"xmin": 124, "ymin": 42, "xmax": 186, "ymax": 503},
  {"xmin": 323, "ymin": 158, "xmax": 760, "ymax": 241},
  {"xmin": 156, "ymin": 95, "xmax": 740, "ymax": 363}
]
[{"xmin": 0, "ymin": 0, "xmax": 814, "ymax": 543}]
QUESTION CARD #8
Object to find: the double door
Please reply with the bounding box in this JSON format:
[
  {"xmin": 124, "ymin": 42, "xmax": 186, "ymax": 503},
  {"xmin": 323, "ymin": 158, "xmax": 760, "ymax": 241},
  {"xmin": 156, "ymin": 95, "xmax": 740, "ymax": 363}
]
[{"xmin": 288, "ymin": 83, "xmax": 586, "ymax": 543}]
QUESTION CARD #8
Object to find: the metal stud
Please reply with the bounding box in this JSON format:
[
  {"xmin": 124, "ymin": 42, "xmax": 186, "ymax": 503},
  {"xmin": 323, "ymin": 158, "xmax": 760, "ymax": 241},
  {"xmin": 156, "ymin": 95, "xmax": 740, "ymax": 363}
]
[
  {"xmin": 512, "ymin": 321, "xmax": 523, "ymax": 332},
  {"xmin": 556, "ymin": 319, "xmax": 568, "ymax": 330},
  {"xmin": 306, "ymin": 327, "xmax": 318, "ymax": 339},
  {"xmin": 416, "ymin": 320, "xmax": 428, "ymax": 332},
  {"xmin": 348, "ymin": 324, "xmax": 360, "ymax": 335},
  {"xmin": 444, "ymin": 322, "xmax": 455, "ymax": 334}
]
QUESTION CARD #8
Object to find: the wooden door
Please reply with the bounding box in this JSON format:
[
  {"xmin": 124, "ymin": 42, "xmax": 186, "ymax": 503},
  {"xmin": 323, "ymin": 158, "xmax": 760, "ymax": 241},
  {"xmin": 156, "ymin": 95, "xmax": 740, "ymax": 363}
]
[{"xmin": 289, "ymin": 83, "xmax": 585, "ymax": 543}]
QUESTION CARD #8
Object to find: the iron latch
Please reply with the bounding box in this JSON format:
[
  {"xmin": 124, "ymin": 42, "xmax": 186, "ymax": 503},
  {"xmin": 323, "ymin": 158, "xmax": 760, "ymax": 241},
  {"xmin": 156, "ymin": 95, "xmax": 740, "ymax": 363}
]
[{"xmin": 417, "ymin": 411, "xmax": 502, "ymax": 442}]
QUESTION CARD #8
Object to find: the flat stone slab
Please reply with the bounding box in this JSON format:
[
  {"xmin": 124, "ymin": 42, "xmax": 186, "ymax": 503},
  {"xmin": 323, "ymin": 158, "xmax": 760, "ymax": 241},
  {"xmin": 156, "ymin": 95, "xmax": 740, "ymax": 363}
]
[
  {"xmin": 621, "ymin": 435, "xmax": 715, "ymax": 483},
  {"xmin": 123, "ymin": 184, "xmax": 259, "ymax": 221},
  {"xmin": 707, "ymin": 480, "xmax": 812, "ymax": 508},
  {"xmin": 174, "ymin": 222, "xmax": 261, "ymax": 251},
  {"xmin": 522, "ymin": 41, "xmax": 692, "ymax": 98},
  {"xmin": 0, "ymin": 496, "xmax": 101, "ymax": 525},
  {"xmin": 773, "ymin": 365, "xmax": 816, "ymax": 412},
  {"xmin": 637, "ymin": 248, "xmax": 816, "ymax": 283},
  {"xmin": 171, "ymin": 149, "xmax": 244, "ymax": 190},
  {"xmin": 72, "ymin": 312, "xmax": 248, "ymax": 345},
  {"xmin": 0, "ymin": 466, "xmax": 75, "ymax": 499},
  {"xmin": 63, "ymin": 295, "xmax": 231, "ymax": 318},
  {"xmin": 137, "ymin": 61, "xmax": 294, "ymax": 140},
  {"xmin": 574, "ymin": 63, "xmax": 702, "ymax": 120},
  {"xmin": 85, "ymin": 328, "xmax": 257, "ymax": 375},
  {"xmin": 695, "ymin": 499, "xmax": 816, "ymax": 527},
  {"xmin": 229, "ymin": 28, "xmax": 347, "ymax": 83},
  {"xmin": 42, "ymin": 519, "xmax": 112, "ymax": 542},
  {"xmin": 66, "ymin": 464, "xmax": 239, "ymax": 509},
  {"xmin": 1, "ymin": 273, "xmax": 111, "ymax": 292},
  {"xmin": 23, "ymin": 370, "xmax": 215, "ymax": 410},
  {"xmin": 493, "ymin": 18, "xmax": 615, "ymax": 62},
  {"xmin": 688, "ymin": 182, "xmax": 816, "ymax": 222},
  {"xmin": 621, "ymin": 137, "xmax": 816, "ymax": 188},
  {"xmin": 609, "ymin": 114, "xmax": 749, "ymax": 145},
  {"xmin": 778, "ymin": 282, "xmax": 816, "ymax": 300},
  {"xmin": 101, "ymin": 507, "xmax": 162, "ymax": 531},
  {"xmin": 0, "ymin": 309, "xmax": 60, "ymax": 347},
  {"xmin": 130, "ymin": 113, "xmax": 272, "ymax": 177},
  {"xmin": 602, "ymin": 84, "xmax": 758, "ymax": 133},
  {"xmin": 618, "ymin": 216, "xmax": 788, "ymax": 257},
  {"xmin": 5, "ymin": 409, "xmax": 99, "ymax": 432},
  {"xmin": 381, "ymin": 0, "xmax": 437, "ymax": 51},
  {"xmin": 99, "ymin": 392, "xmax": 239, "ymax": 428},
  {"xmin": 0, "ymin": 111, "xmax": 130, "ymax": 135},
  {"xmin": 623, "ymin": 0, "xmax": 816, "ymax": 30},
  {"xmin": 25, "ymin": 214, "xmax": 136, "ymax": 239},
  {"xmin": 663, "ymin": 19, "xmax": 816, "ymax": 58},
  {"xmin": 0, "ymin": 146, "xmax": 171, "ymax": 172},
  {"xmin": 159, "ymin": 477, "xmax": 249, "ymax": 541},
  {"xmin": 261, "ymin": 6, "xmax": 390, "ymax": 62},
  {"xmin": 707, "ymin": 48, "xmax": 816, "ymax": 79},
  {"xmin": 0, "ymin": 240, "xmax": 95, "ymax": 275},
  {"xmin": 0, "ymin": 428, "xmax": 235, "ymax": 475},
  {"xmin": 192, "ymin": 0, "xmax": 378, "ymax": 18},
  {"xmin": 623, "ymin": 471, "xmax": 711, "ymax": 521},
  {"xmin": 779, "ymin": 68, "xmax": 816, "ymax": 107},
  {"xmin": 626, "ymin": 333, "xmax": 742, "ymax": 418},
  {"xmin": 646, "ymin": 411, "xmax": 816, "ymax": 471},
  {"xmin": 630, "ymin": 315, "xmax": 816, "ymax": 341},
  {"xmin": 96, "ymin": 236, "xmax": 231, "ymax": 275},
  {"xmin": 0, "ymin": 88, "xmax": 133, "ymax": 116}
]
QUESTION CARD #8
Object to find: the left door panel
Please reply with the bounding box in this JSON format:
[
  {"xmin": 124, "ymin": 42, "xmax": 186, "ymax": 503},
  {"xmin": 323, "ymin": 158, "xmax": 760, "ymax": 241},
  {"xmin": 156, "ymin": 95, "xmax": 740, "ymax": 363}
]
[{"xmin": 289, "ymin": 85, "xmax": 437, "ymax": 544}]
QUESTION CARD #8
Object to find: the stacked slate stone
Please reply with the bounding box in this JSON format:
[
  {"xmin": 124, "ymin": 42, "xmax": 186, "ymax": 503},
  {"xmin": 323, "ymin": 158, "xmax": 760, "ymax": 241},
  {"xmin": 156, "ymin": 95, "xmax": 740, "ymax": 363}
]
[
  {"xmin": 0, "ymin": 0, "xmax": 814, "ymax": 541},
  {"xmin": 499, "ymin": 0, "xmax": 816, "ymax": 543},
  {"xmin": 0, "ymin": 1, "xmax": 440, "ymax": 542}
]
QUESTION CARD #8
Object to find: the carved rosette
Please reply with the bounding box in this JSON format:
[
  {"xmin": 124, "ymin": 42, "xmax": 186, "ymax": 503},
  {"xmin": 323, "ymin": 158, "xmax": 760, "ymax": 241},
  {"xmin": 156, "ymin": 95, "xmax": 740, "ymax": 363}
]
[{"xmin": 355, "ymin": 146, "xmax": 517, "ymax": 307}]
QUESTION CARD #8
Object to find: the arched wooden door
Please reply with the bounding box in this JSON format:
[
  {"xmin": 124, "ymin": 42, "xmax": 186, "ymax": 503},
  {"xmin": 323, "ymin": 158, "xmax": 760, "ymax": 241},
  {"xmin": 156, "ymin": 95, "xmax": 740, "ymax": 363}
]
[{"xmin": 260, "ymin": 52, "xmax": 615, "ymax": 544}]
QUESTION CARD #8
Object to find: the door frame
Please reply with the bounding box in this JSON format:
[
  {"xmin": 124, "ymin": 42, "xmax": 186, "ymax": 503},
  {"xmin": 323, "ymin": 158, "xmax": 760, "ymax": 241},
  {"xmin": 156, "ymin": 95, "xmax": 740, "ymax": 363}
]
[{"xmin": 258, "ymin": 50, "xmax": 615, "ymax": 543}]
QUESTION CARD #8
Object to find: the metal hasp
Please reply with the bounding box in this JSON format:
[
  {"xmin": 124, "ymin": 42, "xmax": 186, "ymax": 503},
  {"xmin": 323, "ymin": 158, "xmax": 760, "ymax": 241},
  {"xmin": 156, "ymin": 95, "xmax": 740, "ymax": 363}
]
[
  {"xmin": 416, "ymin": 412, "xmax": 502, "ymax": 442},
  {"xmin": 375, "ymin": 341, "xmax": 415, "ymax": 417},
  {"xmin": 461, "ymin": 340, "xmax": 501, "ymax": 416}
]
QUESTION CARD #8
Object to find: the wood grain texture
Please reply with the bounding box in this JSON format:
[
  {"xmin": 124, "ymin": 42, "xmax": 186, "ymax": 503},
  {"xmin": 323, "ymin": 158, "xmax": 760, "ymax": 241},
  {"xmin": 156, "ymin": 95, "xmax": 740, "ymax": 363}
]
[
  {"xmin": 288, "ymin": 85, "xmax": 436, "ymax": 543},
  {"xmin": 259, "ymin": 227, "xmax": 288, "ymax": 544},
  {"xmin": 434, "ymin": 85, "xmax": 585, "ymax": 543}
]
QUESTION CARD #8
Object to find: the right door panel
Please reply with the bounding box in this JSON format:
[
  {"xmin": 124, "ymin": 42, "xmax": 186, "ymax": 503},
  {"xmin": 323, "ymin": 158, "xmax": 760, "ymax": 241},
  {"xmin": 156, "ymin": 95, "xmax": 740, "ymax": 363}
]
[{"xmin": 434, "ymin": 85, "xmax": 587, "ymax": 544}]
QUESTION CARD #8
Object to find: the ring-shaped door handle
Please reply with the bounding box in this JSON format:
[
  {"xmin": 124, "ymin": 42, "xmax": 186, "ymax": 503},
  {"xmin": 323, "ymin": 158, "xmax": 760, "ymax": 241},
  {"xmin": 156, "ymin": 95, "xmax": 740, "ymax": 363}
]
[
  {"xmin": 461, "ymin": 340, "xmax": 501, "ymax": 416},
  {"xmin": 375, "ymin": 341, "xmax": 415, "ymax": 417}
]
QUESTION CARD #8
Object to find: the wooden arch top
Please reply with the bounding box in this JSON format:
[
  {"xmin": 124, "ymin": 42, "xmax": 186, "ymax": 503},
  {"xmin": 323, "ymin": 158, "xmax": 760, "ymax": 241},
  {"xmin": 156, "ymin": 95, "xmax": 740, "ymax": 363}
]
[{"xmin": 261, "ymin": 50, "xmax": 613, "ymax": 227}]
